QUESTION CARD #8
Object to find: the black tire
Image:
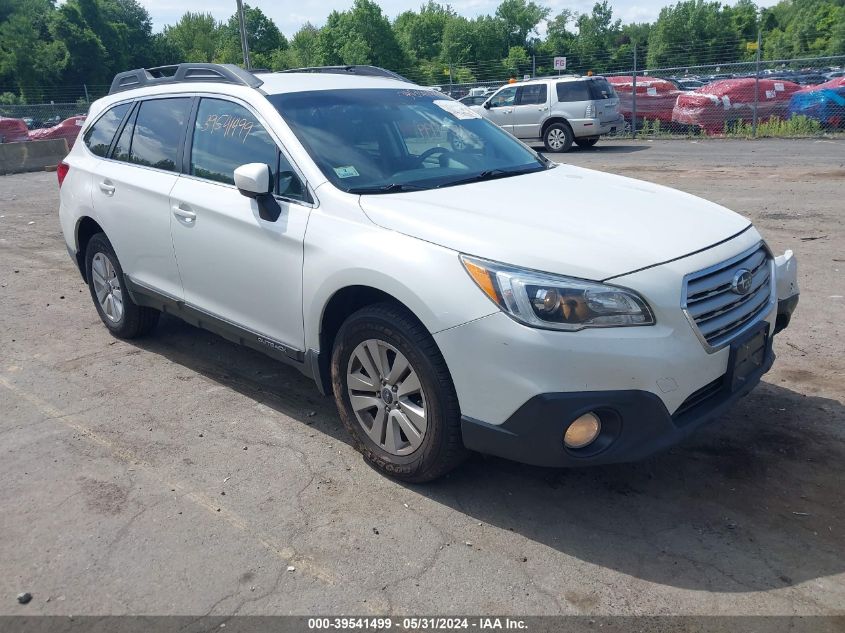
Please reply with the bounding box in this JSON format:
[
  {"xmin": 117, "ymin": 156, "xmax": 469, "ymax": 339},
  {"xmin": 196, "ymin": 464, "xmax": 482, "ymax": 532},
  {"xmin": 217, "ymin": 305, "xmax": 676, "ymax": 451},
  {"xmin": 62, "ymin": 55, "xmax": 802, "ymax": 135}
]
[
  {"xmin": 543, "ymin": 122, "xmax": 574, "ymax": 152},
  {"xmin": 575, "ymin": 136, "xmax": 599, "ymax": 148},
  {"xmin": 331, "ymin": 303, "xmax": 467, "ymax": 482},
  {"xmin": 85, "ymin": 233, "xmax": 159, "ymax": 339}
]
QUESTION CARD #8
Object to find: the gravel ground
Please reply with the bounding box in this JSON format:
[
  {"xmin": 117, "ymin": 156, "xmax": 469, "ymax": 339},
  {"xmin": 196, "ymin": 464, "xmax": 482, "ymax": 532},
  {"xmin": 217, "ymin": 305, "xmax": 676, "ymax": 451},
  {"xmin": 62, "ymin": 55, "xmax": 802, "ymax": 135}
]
[{"xmin": 0, "ymin": 139, "xmax": 843, "ymax": 617}]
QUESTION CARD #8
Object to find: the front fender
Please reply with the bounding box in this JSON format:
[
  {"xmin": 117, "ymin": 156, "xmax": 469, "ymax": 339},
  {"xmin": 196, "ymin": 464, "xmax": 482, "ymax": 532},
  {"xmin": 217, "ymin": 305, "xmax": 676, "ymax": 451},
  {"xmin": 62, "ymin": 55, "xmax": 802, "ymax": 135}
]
[{"xmin": 302, "ymin": 209, "xmax": 497, "ymax": 353}]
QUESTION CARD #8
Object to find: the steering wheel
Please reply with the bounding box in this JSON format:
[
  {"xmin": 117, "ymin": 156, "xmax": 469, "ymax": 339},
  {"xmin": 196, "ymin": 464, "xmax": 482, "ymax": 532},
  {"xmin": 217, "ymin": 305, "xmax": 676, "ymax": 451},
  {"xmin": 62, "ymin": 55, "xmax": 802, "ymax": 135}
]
[{"xmin": 417, "ymin": 146, "xmax": 454, "ymax": 167}]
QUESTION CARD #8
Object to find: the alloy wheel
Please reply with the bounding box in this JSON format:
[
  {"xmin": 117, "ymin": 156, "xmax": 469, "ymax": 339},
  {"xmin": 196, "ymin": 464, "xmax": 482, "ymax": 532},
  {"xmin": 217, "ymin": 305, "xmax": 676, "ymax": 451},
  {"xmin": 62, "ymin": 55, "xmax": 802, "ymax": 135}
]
[
  {"xmin": 91, "ymin": 252, "xmax": 124, "ymax": 323},
  {"xmin": 346, "ymin": 339, "xmax": 428, "ymax": 456},
  {"xmin": 547, "ymin": 128, "xmax": 566, "ymax": 150}
]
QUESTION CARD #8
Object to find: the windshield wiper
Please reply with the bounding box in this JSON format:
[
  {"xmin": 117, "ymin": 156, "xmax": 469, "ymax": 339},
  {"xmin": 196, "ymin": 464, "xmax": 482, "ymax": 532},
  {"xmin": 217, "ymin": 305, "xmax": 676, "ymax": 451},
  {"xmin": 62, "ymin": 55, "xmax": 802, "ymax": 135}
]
[
  {"xmin": 347, "ymin": 183, "xmax": 428, "ymax": 194},
  {"xmin": 435, "ymin": 166, "xmax": 541, "ymax": 189}
]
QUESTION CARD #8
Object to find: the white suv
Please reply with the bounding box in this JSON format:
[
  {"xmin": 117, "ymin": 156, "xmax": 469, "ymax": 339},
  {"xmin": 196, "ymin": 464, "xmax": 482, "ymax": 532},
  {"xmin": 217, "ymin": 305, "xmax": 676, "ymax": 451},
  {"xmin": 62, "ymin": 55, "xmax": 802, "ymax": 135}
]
[
  {"xmin": 475, "ymin": 76, "xmax": 625, "ymax": 152},
  {"xmin": 58, "ymin": 63, "xmax": 799, "ymax": 482}
]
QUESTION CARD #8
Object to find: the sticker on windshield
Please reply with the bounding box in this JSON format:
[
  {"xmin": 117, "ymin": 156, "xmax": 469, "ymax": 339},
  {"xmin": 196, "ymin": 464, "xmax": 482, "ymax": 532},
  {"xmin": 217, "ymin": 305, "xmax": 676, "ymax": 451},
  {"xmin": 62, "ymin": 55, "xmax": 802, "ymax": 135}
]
[
  {"xmin": 433, "ymin": 99, "xmax": 481, "ymax": 120},
  {"xmin": 334, "ymin": 165, "xmax": 360, "ymax": 179}
]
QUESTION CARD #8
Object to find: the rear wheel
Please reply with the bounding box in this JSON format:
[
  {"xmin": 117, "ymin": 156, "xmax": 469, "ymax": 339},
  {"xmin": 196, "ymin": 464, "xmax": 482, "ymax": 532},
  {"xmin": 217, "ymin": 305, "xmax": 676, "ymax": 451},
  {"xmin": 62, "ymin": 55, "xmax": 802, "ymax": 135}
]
[
  {"xmin": 85, "ymin": 233, "xmax": 159, "ymax": 339},
  {"xmin": 575, "ymin": 136, "xmax": 599, "ymax": 148},
  {"xmin": 331, "ymin": 303, "xmax": 466, "ymax": 482},
  {"xmin": 543, "ymin": 122, "xmax": 573, "ymax": 152}
]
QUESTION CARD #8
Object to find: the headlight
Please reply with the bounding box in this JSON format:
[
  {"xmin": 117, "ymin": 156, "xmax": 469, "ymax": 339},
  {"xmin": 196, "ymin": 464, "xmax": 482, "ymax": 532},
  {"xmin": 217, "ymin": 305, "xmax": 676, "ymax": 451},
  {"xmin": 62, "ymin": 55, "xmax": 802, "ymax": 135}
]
[{"xmin": 460, "ymin": 255, "xmax": 655, "ymax": 331}]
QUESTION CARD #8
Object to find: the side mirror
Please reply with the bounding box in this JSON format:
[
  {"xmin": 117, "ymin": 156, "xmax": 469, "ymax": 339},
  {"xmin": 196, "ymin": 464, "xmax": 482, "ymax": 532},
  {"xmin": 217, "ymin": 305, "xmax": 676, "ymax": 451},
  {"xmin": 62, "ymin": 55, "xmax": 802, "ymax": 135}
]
[
  {"xmin": 234, "ymin": 162, "xmax": 271, "ymax": 199},
  {"xmin": 234, "ymin": 162, "xmax": 281, "ymax": 222},
  {"xmin": 483, "ymin": 101, "xmax": 491, "ymax": 109}
]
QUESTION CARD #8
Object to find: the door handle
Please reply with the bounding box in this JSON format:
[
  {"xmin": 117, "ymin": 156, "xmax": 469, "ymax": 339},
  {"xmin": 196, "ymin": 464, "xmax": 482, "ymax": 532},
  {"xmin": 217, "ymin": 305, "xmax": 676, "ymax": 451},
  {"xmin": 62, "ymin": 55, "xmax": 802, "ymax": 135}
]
[
  {"xmin": 99, "ymin": 181, "xmax": 115, "ymax": 196},
  {"xmin": 172, "ymin": 204, "xmax": 197, "ymax": 224}
]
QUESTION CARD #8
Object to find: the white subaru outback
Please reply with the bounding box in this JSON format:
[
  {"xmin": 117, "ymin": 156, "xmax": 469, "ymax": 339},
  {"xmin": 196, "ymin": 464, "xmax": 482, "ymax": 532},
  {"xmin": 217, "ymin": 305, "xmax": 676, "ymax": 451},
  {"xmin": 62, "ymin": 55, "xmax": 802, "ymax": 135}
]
[{"xmin": 58, "ymin": 63, "xmax": 800, "ymax": 482}]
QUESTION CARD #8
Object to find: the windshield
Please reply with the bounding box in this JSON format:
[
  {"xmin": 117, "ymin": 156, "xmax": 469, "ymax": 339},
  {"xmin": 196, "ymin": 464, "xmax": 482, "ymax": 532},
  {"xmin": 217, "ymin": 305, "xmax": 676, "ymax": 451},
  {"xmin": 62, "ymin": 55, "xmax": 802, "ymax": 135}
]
[{"xmin": 267, "ymin": 88, "xmax": 547, "ymax": 194}]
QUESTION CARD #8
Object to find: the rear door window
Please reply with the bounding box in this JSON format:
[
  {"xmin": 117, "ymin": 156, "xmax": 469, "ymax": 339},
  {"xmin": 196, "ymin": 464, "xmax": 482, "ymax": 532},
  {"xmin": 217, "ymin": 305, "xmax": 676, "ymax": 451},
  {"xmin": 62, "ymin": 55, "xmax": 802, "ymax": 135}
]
[
  {"xmin": 516, "ymin": 84, "xmax": 548, "ymax": 105},
  {"xmin": 128, "ymin": 98, "xmax": 191, "ymax": 172},
  {"xmin": 83, "ymin": 103, "xmax": 131, "ymax": 157},
  {"xmin": 556, "ymin": 81, "xmax": 592, "ymax": 102}
]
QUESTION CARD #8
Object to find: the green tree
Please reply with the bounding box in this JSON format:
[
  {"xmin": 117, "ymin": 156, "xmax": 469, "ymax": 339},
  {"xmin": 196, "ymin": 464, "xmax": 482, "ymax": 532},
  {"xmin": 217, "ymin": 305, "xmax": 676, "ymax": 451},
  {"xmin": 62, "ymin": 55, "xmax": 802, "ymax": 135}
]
[
  {"xmin": 762, "ymin": 0, "xmax": 845, "ymax": 58},
  {"xmin": 570, "ymin": 1, "xmax": 623, "ymax": 72},
  {"xmin": 318, "ymin": 0, "xmax": 407, "ymax": 69},
  {"xmin": 0, "ymin": 0, "xmax": 67, "ymax": 101},
  {"xmin": 284, "ymin": 23, "xmax": 322, "ymax": 68},
  {"xmin": 646, "ymin": 0, "xmax": 741, "ymax": 68},
  {"xmin": 393, "ymin": 2, "xmax": 455, "ymax": 62},
  {"xmin": 502, "ymin": 45, "xmax": 530, "ymax": 77},
  {"xmin": 216, "ymin": 4, "xmax": 287, "ymax": 68},
  {"xmin": 495, "ymin": 0, "xmax": 550, "ymax": 48},
  {"xmin": 163, "ymin": 12, "xmax": 220, "ymax": 62},
  {"xmin": 49, "ymin": 0, "xmax": 110, "ymax": 87}
]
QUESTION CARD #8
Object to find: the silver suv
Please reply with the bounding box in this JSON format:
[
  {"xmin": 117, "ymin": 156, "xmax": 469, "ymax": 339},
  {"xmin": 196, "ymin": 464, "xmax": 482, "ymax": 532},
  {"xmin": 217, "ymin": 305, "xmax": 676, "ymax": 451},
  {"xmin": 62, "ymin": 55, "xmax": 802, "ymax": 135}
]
[{"xmin": 474, "ymin": 76, "xmax": 624, "ymax": 152}]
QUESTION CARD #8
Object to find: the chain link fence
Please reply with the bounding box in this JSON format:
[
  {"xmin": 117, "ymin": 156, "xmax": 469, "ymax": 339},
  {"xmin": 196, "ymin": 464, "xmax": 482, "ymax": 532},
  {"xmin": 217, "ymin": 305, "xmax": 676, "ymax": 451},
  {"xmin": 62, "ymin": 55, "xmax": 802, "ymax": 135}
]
[
  {"xmin": 2, "ymin": 53, "xmax": 843, "ymax": 142},
  {"xmin": 430, "ymin": 53, "xmax": 845, "ymax": 138}
]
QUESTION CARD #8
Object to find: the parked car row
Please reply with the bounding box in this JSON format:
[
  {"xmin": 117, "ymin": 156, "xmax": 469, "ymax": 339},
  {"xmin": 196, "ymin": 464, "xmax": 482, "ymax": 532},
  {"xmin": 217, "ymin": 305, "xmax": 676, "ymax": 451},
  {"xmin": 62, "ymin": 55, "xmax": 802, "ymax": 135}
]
[
  {"xmin": 0, "ymin": 115, "xmax": 86, "ymax": 147},
  {"xmin": 607, "ymin": 75, "xmax": 845, "ymax": 134}
]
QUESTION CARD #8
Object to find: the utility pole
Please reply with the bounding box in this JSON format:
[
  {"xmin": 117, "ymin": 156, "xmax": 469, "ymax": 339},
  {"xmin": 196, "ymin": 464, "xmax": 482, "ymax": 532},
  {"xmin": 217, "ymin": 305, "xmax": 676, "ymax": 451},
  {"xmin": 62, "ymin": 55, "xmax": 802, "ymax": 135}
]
[
  {"xmin": 236, "ymin": 0, "xmax": 251, "ymax": 70},
  {"xmin": 752, "ymin": 26, "xmax": 762, "ymax": 137},
  {"xmin": 632, "ymin": 43, "xmax": 638, "ymax": 139},
  {"xmin": 532, "ymin": 55, "xmax": 536, "ymax": 78}
]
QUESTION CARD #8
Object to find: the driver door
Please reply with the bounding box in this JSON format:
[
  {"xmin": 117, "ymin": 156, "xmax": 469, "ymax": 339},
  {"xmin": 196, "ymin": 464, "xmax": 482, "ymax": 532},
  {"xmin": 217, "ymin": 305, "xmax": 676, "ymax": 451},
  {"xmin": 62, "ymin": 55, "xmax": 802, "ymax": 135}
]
[
  {"xmin": 168, "ymin": 96, "xmax": 311, "ymax": 352},
  {"xmin": 483, "ymin": 86, "xmax": 517, "ymax": 132}
]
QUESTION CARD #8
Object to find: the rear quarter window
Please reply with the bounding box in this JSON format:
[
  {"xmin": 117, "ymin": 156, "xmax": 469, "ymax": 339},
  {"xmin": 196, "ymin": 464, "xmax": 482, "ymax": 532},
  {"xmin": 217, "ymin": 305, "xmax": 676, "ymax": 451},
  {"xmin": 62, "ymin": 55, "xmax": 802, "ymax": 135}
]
[
  {"xmin": 556, "ymin": 81, "xmax": 592, "ymax": 102},
  {"xmin": 589, "ymin": 78, "xmax": 616, "ymax": 100},
  {"xmin": 83, "ymin": 103, "xmax": 131, "ymax": 157}
]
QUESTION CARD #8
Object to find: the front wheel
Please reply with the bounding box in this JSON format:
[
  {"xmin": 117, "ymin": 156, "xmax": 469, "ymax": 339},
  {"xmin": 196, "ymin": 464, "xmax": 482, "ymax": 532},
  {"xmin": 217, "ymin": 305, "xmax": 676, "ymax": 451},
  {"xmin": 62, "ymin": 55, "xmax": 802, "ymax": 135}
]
[
  {"xmin": 543, "ymin": 122, "xmax": 574, "ymax": 152},
  {"xmin": 575, "ymin": 136, "xmax": 599, "ymax": 148},
  {"xmin": 331, "ymin": 303, "xmax": 466, "ymax": 482}
]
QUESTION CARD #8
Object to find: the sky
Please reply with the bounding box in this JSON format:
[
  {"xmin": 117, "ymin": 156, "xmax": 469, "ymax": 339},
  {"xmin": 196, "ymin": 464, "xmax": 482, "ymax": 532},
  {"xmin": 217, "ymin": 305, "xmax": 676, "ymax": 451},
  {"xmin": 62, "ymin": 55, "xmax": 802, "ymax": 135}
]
[{"xmin": 137, "ymin": 0, "xmax": 779, "ymax": 38}]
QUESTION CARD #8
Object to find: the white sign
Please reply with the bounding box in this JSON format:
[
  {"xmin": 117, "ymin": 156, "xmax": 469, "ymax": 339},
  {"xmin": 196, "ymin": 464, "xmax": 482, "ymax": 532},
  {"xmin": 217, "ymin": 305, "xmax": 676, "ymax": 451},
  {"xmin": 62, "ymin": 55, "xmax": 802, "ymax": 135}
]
[{"xmin": 553, "ymin": 57, "xmax": 567, "ymax": 70}]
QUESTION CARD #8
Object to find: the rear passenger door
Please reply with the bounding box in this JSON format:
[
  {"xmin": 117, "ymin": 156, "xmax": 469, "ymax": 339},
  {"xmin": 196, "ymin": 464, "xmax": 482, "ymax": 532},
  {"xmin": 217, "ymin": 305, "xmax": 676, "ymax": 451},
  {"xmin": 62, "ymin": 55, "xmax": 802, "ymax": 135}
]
[
  {"xmin": 511, "ymin": 84, "xmax": 548, "ymax": 139},
  {"xmin": 168, "ymin": 96, "xmax": 311, "ymax": 353},
  {"xmin": 90, "ymin": 97, "xmax": 191, "ymax": 299}
]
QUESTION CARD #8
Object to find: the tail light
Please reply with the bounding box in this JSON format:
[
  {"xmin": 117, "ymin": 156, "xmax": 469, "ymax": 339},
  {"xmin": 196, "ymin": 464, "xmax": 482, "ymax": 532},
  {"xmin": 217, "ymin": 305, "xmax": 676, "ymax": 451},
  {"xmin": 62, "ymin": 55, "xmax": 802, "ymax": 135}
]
[
  {"xmin": 585, "ymin": 102, "xmax": 595, "ymax": 117},
  {"xmin": 57, "ymin": 161, "xmax": 69, "ymax": 188}
]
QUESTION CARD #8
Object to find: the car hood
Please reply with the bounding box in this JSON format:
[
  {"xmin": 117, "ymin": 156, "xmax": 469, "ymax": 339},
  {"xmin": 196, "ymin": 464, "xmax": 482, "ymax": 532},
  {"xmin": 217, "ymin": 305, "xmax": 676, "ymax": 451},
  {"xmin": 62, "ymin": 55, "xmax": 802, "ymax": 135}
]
[{"xmin": 358, "ymin": 164, "xmax": 751, "ymax": 280}]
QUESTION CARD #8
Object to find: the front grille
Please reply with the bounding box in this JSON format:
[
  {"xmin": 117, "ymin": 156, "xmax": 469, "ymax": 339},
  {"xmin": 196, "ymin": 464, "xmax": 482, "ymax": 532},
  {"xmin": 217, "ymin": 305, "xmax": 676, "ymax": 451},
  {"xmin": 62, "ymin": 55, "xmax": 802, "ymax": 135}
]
[{"xmin": 683, "ymin": 244, "xmax": 773, "ymax": 349}]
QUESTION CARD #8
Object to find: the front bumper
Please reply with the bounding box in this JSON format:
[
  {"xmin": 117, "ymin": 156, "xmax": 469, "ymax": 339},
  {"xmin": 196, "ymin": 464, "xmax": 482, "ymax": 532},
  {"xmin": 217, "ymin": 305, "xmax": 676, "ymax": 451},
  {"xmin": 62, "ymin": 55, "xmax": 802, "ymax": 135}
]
[
  {"xmin": 462, "ymin": 327, "xmax": 776, "ymax": 467},
  {"xmin": 435, "ymin": 236, "xmax": 799, "ymax": 467}
]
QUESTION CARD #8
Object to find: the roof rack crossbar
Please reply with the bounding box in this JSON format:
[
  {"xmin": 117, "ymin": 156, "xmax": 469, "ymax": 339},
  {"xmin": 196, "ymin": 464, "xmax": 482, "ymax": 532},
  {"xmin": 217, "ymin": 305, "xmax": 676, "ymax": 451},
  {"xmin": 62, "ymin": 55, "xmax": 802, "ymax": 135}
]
[
  {"xmin": 109, "ymin": 63, "xmax": 263, "ymax": 95},
  {"xmin": 278, "ymin": 65, "xmax": 412, "ymax": 83}
]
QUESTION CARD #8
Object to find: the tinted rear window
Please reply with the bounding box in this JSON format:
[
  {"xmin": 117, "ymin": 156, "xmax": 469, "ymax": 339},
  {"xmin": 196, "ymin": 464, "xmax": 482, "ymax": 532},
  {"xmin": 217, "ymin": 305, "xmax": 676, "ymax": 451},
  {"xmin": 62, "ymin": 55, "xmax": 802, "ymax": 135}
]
[
  {"xmin": 556, "ymin": 81, "xmax": 592, "ymax": 102},
  {"xmin": 128, "ymin": 98, "xmax": 191, "ymax": 172},
  {"xmin": 83, "ymin": 103, "xmax": 131, "ymax": 157},
  {"xmin": 589, "ymin": 78, "xmax": 616, "ymax": 100}
]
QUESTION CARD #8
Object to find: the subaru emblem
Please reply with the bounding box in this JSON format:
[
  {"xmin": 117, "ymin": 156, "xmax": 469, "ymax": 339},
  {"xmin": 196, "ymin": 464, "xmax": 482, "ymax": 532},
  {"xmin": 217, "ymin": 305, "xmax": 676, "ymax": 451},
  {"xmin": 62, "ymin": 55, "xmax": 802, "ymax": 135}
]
[{"xmin": 731, "ymin": 269, "xmax": 753, "ymax": 295}]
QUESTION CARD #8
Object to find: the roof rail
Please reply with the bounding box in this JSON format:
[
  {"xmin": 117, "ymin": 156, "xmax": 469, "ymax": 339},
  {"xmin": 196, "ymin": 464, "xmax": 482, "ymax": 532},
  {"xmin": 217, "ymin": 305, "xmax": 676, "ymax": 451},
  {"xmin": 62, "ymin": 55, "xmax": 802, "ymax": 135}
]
[
  {"xmin": 279, "ymin": 65, "xmax": 413, "ymax": 83},
  {"xmin": 109, "ymin": 63, "xmax": 263, "ymax": 95}
]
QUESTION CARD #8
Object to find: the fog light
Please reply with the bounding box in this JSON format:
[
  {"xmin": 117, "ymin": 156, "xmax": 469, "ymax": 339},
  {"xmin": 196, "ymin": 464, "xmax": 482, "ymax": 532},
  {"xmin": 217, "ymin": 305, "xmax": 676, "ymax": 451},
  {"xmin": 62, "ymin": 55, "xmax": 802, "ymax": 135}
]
[{"xmin": 564, "ymin": 412, "xmax": 602, "ymax": 449}]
